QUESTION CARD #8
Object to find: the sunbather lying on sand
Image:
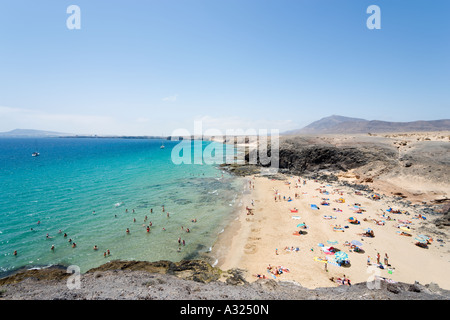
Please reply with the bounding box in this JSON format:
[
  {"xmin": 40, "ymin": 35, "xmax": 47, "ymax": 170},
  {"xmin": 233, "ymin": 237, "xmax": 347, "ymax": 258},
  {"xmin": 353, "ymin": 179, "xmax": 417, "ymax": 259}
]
[
  {"xmin": 330, "ymin": 276, "xmax": 351, "ymax": 286},
  {"xmin": 284, "ymin": 246, "xmax": 300, "ymax": 252},
  {"xmin": 358, "ymin": 230, "xmax": 375, "ymax": 237}
]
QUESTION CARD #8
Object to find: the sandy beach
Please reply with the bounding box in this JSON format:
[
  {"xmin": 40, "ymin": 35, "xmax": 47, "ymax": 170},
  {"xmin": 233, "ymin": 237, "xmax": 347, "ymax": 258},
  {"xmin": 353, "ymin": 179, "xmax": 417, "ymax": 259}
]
[{"xmin": 212, "ymin": 174, "xmax": 450, "ymax": 290}]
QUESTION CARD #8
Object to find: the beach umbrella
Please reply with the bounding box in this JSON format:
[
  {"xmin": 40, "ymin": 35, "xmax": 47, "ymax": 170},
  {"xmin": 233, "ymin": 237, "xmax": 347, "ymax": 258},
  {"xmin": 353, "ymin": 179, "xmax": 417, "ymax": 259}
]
[
  {"xmin": 364, "ymin": 228, "xmax": 372, "ymax": 232},
  {"xmin": 297, "ymin": 223, "xmax": 306, "ymax": 227},
  {"xmin": 414, "ymin": 238, "xmax": 427, "ymax": 244},
  {"xmin": 317, "ymin": 243, "xmax": 324, "ymax": 247},
  {"xmin": 334, "ymin": 251, "xmax": 348, "ymax": 261},
  {"xmin": 351, "ymin": 240, "xmax": 363, "ymax": 247}
]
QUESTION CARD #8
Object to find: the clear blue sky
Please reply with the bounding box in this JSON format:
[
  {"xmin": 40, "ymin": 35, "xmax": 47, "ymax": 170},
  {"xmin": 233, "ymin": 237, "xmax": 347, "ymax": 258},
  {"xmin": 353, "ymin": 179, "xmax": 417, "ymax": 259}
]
[{"xmin": 0, "ymin": 0, "xmax": 449, "ymax": 135}]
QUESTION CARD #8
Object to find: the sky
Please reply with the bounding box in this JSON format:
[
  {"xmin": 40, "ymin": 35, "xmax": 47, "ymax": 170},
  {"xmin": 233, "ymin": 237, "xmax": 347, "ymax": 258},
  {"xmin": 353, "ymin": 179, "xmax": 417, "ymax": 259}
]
[{"xmin": 0, "ymin": 0, "xmax": 449, "ymax": 136}]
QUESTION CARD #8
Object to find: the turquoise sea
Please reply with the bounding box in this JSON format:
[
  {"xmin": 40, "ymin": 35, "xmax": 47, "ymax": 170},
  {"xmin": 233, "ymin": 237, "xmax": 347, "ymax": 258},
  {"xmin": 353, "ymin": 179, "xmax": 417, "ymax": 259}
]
[{"xmin": 0, "ymin": 138, "xmax": 243, "ymax": 276}]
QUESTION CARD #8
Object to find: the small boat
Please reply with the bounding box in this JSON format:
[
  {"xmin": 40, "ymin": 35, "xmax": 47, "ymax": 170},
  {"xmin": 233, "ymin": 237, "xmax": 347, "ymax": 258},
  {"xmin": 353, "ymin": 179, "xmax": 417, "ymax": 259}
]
[{"xmin": 32, "ymin": 152, "xmax": 40, "ymax": 157}]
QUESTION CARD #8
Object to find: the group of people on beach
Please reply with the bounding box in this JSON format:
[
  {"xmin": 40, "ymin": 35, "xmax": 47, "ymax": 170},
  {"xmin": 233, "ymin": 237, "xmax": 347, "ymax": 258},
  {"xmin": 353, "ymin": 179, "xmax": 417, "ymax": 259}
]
[
  {"xmin": 248, "ymin": 174, "xmax": 415, "ymax": 288},
  {"xmin": 367, "ymin": 252, "xmax": 389, "ymax": 267}
]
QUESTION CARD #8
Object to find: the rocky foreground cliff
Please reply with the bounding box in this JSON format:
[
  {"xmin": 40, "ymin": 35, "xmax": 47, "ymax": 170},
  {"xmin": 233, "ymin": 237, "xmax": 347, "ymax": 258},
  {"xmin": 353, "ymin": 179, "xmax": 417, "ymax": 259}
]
[{"xmin": 0, "ymin": 260, "xmax": 449, "ymax": 300}]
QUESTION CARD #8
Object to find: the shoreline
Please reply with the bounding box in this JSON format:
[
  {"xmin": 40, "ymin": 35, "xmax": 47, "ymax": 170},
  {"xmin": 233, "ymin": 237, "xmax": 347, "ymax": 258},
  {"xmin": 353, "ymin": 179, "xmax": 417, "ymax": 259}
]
[
  {"xmin": 211, "ymin": 172, "xmax": 450, "ymax": 290},
  {"xmin": 209, "ymin": 175, "xmax": 253, "ymax": 269}
]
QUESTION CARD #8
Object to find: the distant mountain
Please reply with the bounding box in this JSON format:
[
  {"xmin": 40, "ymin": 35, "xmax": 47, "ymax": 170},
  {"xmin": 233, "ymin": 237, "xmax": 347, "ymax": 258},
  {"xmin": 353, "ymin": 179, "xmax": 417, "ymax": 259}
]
[
  {"xmin": 0, "ymin": 129, "xmax": 72, "ymax": 137},
  {"xmin": 284, "ymin": 115, "xmax": 450, "ymax": 135}
]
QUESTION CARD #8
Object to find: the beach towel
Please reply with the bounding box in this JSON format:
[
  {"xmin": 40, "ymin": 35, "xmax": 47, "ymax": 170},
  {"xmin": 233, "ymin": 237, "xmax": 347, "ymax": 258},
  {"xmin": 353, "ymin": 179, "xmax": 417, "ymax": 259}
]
[
  {"xmin": 326, "ymin": 257, "xmax": 341, "ymax": 267},
  {"xmin": 291, "ymin": 216, "xmax": 301, "ymax": 220},
  {"xmin": 311, "ymin": 204, "xmax": 319, "ymax": 210},
  {"xmin": 266, "ymin": 270, "xmax": 277, "ymax": 279},
  {"xmin": 313, "ymin": 257, "xmax": 327, "ymax": 264}
]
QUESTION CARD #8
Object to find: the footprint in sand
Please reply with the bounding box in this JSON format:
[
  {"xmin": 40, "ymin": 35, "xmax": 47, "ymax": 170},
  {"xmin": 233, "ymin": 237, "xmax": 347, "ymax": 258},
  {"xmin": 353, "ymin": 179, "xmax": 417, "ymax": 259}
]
[{"xmin": 244, "ymin": 243, "xmax": 258, "ymax": 254}]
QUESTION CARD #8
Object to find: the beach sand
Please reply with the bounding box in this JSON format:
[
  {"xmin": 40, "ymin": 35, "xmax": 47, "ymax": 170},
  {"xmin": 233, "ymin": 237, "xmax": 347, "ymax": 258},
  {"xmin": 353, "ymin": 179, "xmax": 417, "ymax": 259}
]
[{"xmin": 212, "ymin": 174, "xmax": 450, "ymax": 289}]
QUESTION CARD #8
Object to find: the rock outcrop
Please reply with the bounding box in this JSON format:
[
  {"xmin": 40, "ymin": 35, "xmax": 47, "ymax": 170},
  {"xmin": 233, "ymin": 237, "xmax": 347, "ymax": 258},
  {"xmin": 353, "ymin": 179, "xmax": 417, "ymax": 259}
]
[{"xmin": 0, "ymin": 260, "xmax": 448, "ymax": 300}]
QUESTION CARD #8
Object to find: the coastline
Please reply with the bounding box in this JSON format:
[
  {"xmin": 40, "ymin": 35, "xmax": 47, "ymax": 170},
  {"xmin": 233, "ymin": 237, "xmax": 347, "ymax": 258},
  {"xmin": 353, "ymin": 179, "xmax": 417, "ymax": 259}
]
[
  {"xmin": 209, "ymin": 175, "xmax": 252, "ymax": 269},
  {"xmin": 1, "ymin": 138, "xmax": 449, "ymax": 299},
  {"xmin": 2, "ymin": 170, "xmax": 449, "ymax": 300}
]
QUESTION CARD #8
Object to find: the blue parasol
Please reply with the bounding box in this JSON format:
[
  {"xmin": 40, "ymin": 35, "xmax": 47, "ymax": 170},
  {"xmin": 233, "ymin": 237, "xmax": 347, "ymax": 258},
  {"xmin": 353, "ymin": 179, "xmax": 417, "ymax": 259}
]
[{"xmin": 334, "ymin": 251, "xmax": 348, "ymax": 262}]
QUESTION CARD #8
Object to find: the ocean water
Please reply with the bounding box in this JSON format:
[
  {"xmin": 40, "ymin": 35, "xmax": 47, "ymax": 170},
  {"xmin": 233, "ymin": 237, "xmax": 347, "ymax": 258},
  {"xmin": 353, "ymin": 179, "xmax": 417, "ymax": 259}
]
[{"xmin": 0, "ymin": 138, "xmax": 244, "ymax": 276}]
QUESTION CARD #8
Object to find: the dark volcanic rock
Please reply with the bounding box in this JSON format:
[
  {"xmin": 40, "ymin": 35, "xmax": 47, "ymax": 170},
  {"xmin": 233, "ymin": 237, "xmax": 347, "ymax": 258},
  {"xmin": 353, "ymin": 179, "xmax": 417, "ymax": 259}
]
[
  {"xmin": 246, "ymin": 140, "xmax": 395, "ymax": 175},
  {"xmin": 86, "ymin": 260, "xmax": 221, "ymax": 283}
]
